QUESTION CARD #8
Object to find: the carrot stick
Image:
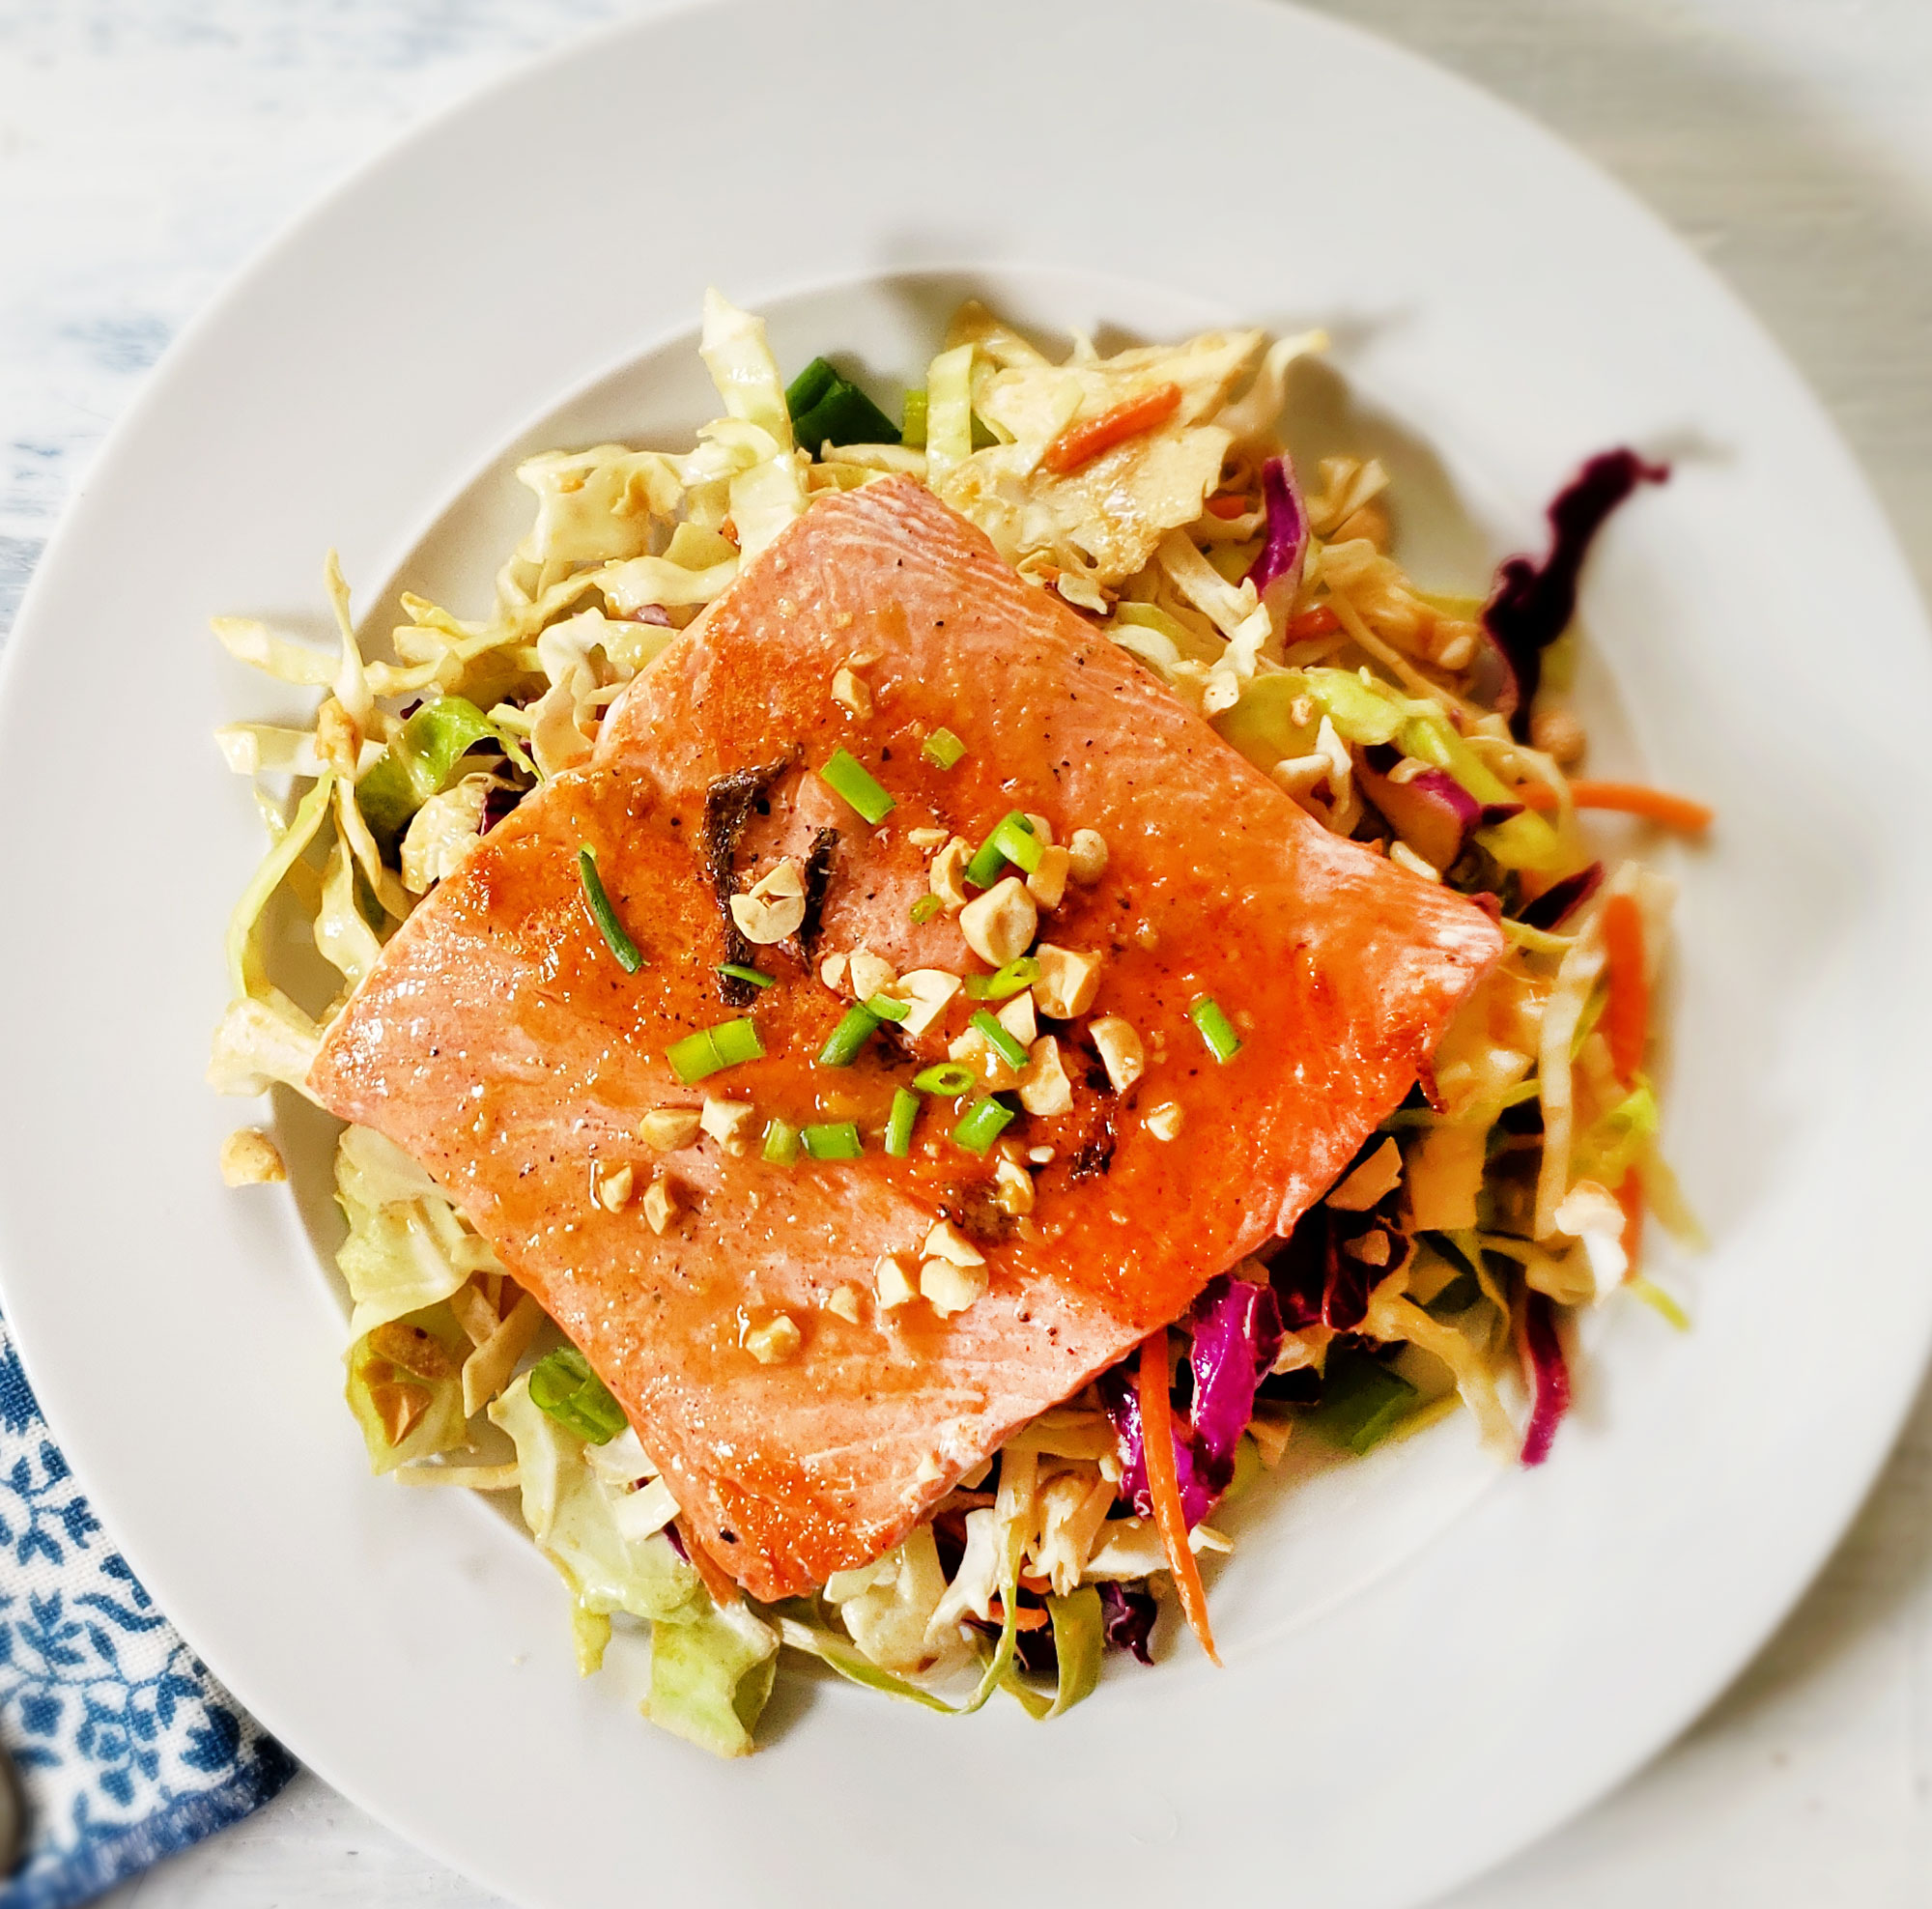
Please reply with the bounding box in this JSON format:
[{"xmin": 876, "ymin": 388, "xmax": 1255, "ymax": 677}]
[
  {"xmin": 1515, "ymin": 781, "xmax": 1714, "ymax": 831},
  {"xmin": 1138, "ymin": 1329, "xmax": 1220, "ymax": 1665},
  {"xmin": 1289, "ymin": 604, "xmax": 1340, "ymax": 641},
  {"xmin": 1205, "ymin": 492, "xmax": 1252, "ymax": 520},
  {"xmin": 1042, "ymin": 384, "xmax": 1182, "ymax": 475},
  {"xmin": 1617, "ymin": 1171, "xmax": 1645, "ymax": 1279},
  {"xmin": 985, "ymin": 1599, "xmax": 1050, "ymax": 1632},
  {"xmin": 1601, "ymin": 892, "xmax": 1649, "ymax": 1084}
]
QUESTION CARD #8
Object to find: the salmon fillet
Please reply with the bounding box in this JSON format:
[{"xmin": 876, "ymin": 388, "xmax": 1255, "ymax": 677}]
[{"xmin": 310, "ymin": 475, "xmax": 1503, "ymax": 1600}]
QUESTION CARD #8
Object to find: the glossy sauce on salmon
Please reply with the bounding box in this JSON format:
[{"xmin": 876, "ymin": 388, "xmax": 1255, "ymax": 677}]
[{"xmin": 310, "ymin": 476, "xmax": 1503, "ymax": 1599}]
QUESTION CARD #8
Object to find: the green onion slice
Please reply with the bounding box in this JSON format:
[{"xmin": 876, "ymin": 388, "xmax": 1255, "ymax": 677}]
[
  {"xmin": 970, "ymin": 1009, "xmax": 1030, "ymax": 1072},
  {"xmin": 952, "ymin": 1096, "xmax": 1015, "ymax": 1154},
  {"xmin": 885, "ymin": 1088, "xmax": 920, "ymax": 1158},
  {"xmin": 910, "ymin": 894, "xmax": 943, "ymax": 926},
  {"xmin": 666, "ymin": 1016, "xmax": 764, "ymax": 1084},
  {"xmin": 819, "ymin": 749, "xmax": 895, "ymax": 824},
  {"xmin": 784, "ymin": 356, "xmax": 900, "ymax": 457},
  {"xmin": 717, "ymin": 962, "xmax": 775, "ymax": 989},
  {"xmin": 803, "ymin": 1121, "xmax": 864, "ymax": 1161},
  {"xmin": 922, "ymin": 727, "xmax": 967, "ymax": 770},
  {"xmin": 865, "ymin": 992, "xmax": 911, "ymax": 1023},
  {"xmin": 961, "ymin": 955, "xmax": 1039, "ymax": 1001},
  {"xmin": 762, "ymin": 1118, "xmax": 802, "ymax": 1166},
  {"xmin": 988, "ymin": 812, "xmax": 1044, "ymax": 875},
  {"xmin": 818, "ymin": 1003, "xmax": 882, "ymax": 1067},
  {"xmin": 1189, "ymin": 995, "xmax": 1243, "ymax": 1063},
  {"xmin": 965, "ymin": 811, "xmax": 1033, "ymax": 888},
  {"xmin": 527, "ymin": 1347, "xmax": 628, "ymax": 1444},
  {"xmin": 578, "ymin": 848, "xmax": 643, "ymax": 974},
  {"xmin": 913, "ymin": 1062, "xmax": 977, "ymax": 1097}
]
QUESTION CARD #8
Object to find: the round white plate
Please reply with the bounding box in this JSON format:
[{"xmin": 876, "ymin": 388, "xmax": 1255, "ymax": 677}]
[{"xmin": 2, "ymin": 2, "xmax": 1927, "ymax": 1904}]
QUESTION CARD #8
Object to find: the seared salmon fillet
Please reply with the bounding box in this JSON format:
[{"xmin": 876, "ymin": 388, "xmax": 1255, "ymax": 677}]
[{"xmin": 310, "ymin": 475, "xmax": 1503, "ymax": 1599}]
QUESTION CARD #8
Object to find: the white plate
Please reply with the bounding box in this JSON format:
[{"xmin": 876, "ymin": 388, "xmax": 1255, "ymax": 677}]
[{"xmin": 2, "ymin": 2, "xmax": 1927, "ymax": 1904}]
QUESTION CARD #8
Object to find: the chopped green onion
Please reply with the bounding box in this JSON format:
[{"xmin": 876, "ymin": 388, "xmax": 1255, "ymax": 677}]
[
  {"xmin": 910, "ymin": 894, "xmax": 943, "ymax": 926},
  {"xmin": 966, "ymin": 811, "xmax": 1033, "ymax": 888},
  {"xmin": 818, "ymin": 1003, "xmax": 882, "ymax": 1067},
  {"xmin": 578, "ymin": 848, "xmax": 643, "ymax": 974},
  {"xmin": 785, "ymin": 357, "xmax": 900, "ymax": 456},
  {"xmin": 913, "ymin": 1062, "xmax": 977, "ymax": 1097},
  {"xmin": 1189, "ymin": 995, "xmax": 1242, "ymax": 1063},
  {"xmin": 1302, "ymin": 1349, "xmax": 1418, "ymax": 1456},
  {"xmin": 952, "ymin": 1096, "xmax": 1015, "ymax": 1154},
  {"xmin": 865, "ymin": 992, "xmax": 911, "ymax": 1023},
  {"xmin": 961, "ymin": 955, "xmax": 1040, "ymax": 1001},
  {"xmin": 717, "ymin": 962, "xmax": 775, "ymax": 989},
  {"xmin": 970, "ymin": 1010, "xmax": 1030, "ymax": 1072},
  {"xmin": 803, "ymin": 1121, "xmax": 864, "ymax": 1161},
  {"xmin": 819, "ymin": 748, "xmax": 895, "ymax": 824},
  {"xmin": 527, "ymin": 1348, "xmax": 628, "ymax": 1445},
  {"xmin": 885, "ymin": 1088, "xmax": 920, "ymax": 1158},
  {"xmin": 922, "ymin": 727, "xmax": 967, "ymax": 770},
  {"xmin": 988, "ymin": 812, "xmax": 1044, "ymax": 875},
  {"xmin": 900, "ymin": 388, "xmax": 928, "ymax": 449},
  {"xmin": 666, "ymin": 1016, "xmax": 764, "ymax": 1084},
  {"xmin": 762, "ymin": 1118, "xmax": 802, "ymax": 1166}
]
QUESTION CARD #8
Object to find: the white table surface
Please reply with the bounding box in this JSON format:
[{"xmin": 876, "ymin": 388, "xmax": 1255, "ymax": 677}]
[{"xmin": 3, "ymin": 2, "xmax": 1929, "ymax": 1903}]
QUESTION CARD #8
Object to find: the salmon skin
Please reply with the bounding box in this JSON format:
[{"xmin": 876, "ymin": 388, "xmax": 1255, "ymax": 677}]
[{"xmin": 310, "ymin": 475, "xmax": 1503, "ymax": 1600}]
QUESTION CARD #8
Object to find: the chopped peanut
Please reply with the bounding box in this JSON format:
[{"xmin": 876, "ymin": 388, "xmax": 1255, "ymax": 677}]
[
  {"xmin": 996, "ymin": 989, "xmax": 1037, "ymax": 1045},
  {"xmin": 1344, "ymin": 1229, "xmax": 1392, "ymax": 1267},
  {"xmin": 1022, "ymin": 812, "xmax": 1055, "ymax": 845},
  {"xmin": 1146, "ymin": 1101, "xmax": 1184, "ymax": 1141},
  {"xmin": 219, "ymin": 1126, "xmax": 286, "ymax": 1186},
  {"xmin": 729, "ymin": 858, "xmax": 807, "ymax": 944},
  {"xmin": 908, "ymin": 826, "xmax": 950, "ymax": 849},
  {"xmin": 831, "ymin": 665, "xmax": 873, "ymax": 719},
  {"xmin": 699, "ymin": 1097, "xmax": 758, "ymax": 1156},
  {"xmin": 874, "ymin": 1253, "xmax": 918, "ymax": 1309},
  {"xmin": 923, "ymin": 1218, "xmax": 985, "ymax": 1267},
  {"xmin": 1016, "ymin": 1035, "xmax": 1074, "ymax": 1116},
  {"xmin": 1090, "ymin": 1016, "xmax": 1145, "ymax": 1093},
  {"xmin": 1032, "ymin": 944, "xmax": 1102, "ymax": 1018},
  {"xmin": 745, "ymin": 1314, "xmax": 802, "ymax": 1363},
  {"xmin": 1066, "ymin": 829, "xmax": 1109, "ymax": 883},
  {"xmin": 826, "ymin": 1283, "xmax": 866, "ymax": 1324},
  {"xmin": 882, "ymin": 968, "xmax": 962, "ymax": 1038},
  {"xmin": 1026, "ymin": 843, "xmax": 1070, "ymax": 911},
  {"xmin": 920, "ymin": 1258, "xmax": 987, "ymax": 1319},
  {"xmin": 930, "ymin": 837, "xmax": 973, "ymax": 911},
  {"xmin": 847, "ymin": 948, "xmax": 896, "ymax": 1001},
  {"xmin": 637, "ymin": 1107, "xmax": 702, "ymax": 1151},
  {"xmin": 1028, "ymin": 1145, "xmax": 1055, "ymax": 1165},
  {"xmin": 595, "ymin": 1162, "xmax": 636, "ymax": 1211},
  {"xmin": 819, "ymin": 952, "xmax": 849, "ymax": 990},
  {"xmin": 642, "ymin": 1176, "xmax": 682, "ymax": 1236},
  {"xmin": 993, "ymin": 1155, "xmax": 1036, "ymax": 1215},
  {"xmin": 959, "ymin": 875, "xmax": 1037, "ymax": 967}
]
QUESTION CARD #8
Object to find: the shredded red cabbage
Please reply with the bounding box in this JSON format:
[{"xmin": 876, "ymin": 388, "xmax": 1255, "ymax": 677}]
[
  {"xmin": 1520, "ymin": 861, "xmax": 1604, "ymax": 930},
  {"xmin": 1099, "ymin": 1274, "xmax": 1282, "ymax": 1526},
  {"xmin": 1520, "ymin": 1291, "xmax": 1571, "ymax": 1466},
  {"xmin": 1483, "ymin": 449, "xmax": 1669, "ymax": 739},
  {"xmin": 1097, "ymin": 1581, "xmax": 1157, "ymax": 1664},
  {"xmin": 1243, "ymin": 454, "xmax": 1308, "ymax": 602}
]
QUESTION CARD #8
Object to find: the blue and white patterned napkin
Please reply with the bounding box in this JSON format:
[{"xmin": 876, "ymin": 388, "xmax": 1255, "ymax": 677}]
[{"xmin": 0, "ymin": 1315, "xmax": 296, "ymax": 1909}]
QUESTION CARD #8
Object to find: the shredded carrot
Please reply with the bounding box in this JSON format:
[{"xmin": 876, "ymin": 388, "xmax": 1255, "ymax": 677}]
[
  {"xmin": 1601, "ymin": 892, "xmax": 1649, "ymax": 1084},
  {"xmin": 1016, "ymin": 1570, "xmax": 1054, "ymax": 1595},
  {"xmin": 1138, "ymin": 1329, "xmax": 1219, "ymax": 1664},
  {"xmin": 985, "ymin": 1599, "xmax": 1050, "ymax": 1632},
  {"xmin": 1617, "ymin": 1171, "xmax": 1645, "ymax": 1278},
  {"xmin": 1516, "ymin": 781, "xmax": 1714, "ymax": 831},
  {"xmin": 674, "ymin": 1518, "xmax": 742, "ymax": 1607},
  {"xmin": 1205, "ymin": 492, "xmax": 1252, "ymax": 519},
  {"xmin": 1041, "ymin": 384, "xmax": 1182, "ymax": 475},
  {"xmin": 1288, "ymin": 603, "xmax": 1340, "ymax": 641}
]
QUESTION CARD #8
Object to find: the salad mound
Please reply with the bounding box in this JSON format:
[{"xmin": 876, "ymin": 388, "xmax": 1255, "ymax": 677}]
[{"xmin": 209, "ymin": 294, "xmax": 1704, "ymax": 1756}]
